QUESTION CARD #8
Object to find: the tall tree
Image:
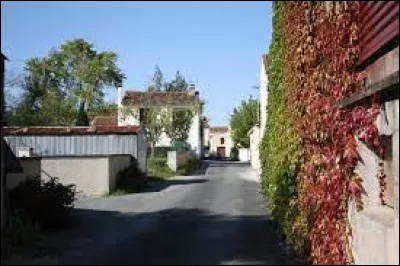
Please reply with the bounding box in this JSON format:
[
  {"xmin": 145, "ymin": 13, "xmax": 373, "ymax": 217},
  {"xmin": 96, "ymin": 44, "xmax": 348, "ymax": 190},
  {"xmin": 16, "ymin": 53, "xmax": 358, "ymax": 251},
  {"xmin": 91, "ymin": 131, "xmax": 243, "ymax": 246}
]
[
  {"xmin": 164, "ymin": 70, "xmax": 194, "ymax": 144},
  {"xmin": 229, "ymin": 97, "xmax": 259, "ymax": 148},
  {"xmin": 165, "ymin": 70, "xmax": 188, "ymax": 92},
  {"xmin": 5, "ymin": 38, "xmax": 125, "ymax": 126},
  {"xmin": 148, "ymin": 65, "xmax": 164, "ymax": 92},
  {"xmin": 165, "ymin": 108, "xmax": 194, "ymax": 143}
]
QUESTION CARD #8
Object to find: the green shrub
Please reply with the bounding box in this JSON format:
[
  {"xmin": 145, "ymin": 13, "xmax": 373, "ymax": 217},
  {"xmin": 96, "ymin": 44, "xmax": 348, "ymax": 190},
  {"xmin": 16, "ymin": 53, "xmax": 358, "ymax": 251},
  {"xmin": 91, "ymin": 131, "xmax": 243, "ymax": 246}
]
[
  {"xmin": 230, "ymin": 147, "xmax": 239, "ymax": 161},
  {"xmin": 147, "ymin": 157, "xmax": 175, "ymax": 178},
  {"xmin": 177, "ymin": 157, "xmax": 200, "ymax": 176},
  {"xmin": 8, "ymin": 177, "xmax": 77, "ymax": 230},
  {"xmin": 112, "ymin": 163, "xmax": 146, "ymax": 194}
]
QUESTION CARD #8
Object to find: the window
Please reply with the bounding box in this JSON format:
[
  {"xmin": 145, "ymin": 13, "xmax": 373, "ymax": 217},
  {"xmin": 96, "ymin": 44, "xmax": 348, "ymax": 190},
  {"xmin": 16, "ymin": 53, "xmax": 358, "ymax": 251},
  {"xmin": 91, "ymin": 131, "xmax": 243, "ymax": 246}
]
[
  {"xmin": 139, "ymin": 108, "xmax": 147, "ymax": 125},
  {"xmin": 220, "ymin": 137, "xmax": 225, "ymax": 145}
]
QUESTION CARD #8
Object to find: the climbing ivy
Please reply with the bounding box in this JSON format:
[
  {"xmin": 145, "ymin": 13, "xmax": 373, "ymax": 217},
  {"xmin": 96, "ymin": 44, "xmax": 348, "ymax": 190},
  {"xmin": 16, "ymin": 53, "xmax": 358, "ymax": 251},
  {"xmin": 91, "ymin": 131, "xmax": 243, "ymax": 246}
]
[{"xmin": 261, "ymin": 2, "xmax": 385, "ymax": 264}]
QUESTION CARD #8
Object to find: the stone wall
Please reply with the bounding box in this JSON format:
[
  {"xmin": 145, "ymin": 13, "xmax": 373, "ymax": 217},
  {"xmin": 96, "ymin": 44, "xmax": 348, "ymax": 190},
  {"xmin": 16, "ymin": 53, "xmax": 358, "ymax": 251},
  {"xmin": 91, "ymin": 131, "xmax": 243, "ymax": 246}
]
[{"xmin": 348, "ymin": 47, "xmax": 399, "ymax": 265}]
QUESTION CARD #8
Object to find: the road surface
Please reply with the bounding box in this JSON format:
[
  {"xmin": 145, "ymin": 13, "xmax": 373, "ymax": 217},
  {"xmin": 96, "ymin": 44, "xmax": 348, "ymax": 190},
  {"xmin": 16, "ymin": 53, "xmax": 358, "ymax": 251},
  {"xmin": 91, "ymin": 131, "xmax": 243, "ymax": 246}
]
[{"xmin": 4, "ymin": 160, "xmax": 299, "ymax": 265}]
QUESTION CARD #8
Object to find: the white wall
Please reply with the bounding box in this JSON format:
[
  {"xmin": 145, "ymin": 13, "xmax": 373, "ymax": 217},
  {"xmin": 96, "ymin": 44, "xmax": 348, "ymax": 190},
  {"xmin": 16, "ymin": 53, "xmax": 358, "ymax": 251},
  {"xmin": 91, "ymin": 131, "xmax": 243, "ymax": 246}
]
[
  {"xmin": 209, "ymin": 131, "xmax": 233, "ymax": 158},
  {"xmin": 249, "ymin": 126, "xmax": 261, "ymax": 170},
  {"xmin": 238, "ymin": 148, "xmax": 250, "ymax": 162}
]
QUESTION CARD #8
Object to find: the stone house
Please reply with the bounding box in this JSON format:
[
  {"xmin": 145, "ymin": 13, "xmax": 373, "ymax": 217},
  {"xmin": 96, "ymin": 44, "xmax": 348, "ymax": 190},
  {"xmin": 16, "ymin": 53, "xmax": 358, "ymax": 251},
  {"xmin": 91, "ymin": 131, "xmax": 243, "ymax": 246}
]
[
  {"xmin": 117, "ymin": 87, "xmax": 204, "ymax": 158},
  {"xmin": 207, "ymin": 127, "xmax": 233, "ymax": 158}
]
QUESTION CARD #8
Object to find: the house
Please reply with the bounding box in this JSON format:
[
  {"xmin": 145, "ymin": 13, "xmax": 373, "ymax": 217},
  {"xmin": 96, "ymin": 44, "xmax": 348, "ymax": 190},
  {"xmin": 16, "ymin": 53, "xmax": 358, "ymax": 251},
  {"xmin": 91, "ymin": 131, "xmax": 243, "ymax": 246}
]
[
  {"xmin": 117, "ymin": 87, "xmax": 204, "ymax": 158},
  {"xmin": 207, "ymin": 127, "xmax": 233, "ymax": 158},
  {"xmin": 247, "ymin": 54, "xmax": 268, "ymax": 170}
]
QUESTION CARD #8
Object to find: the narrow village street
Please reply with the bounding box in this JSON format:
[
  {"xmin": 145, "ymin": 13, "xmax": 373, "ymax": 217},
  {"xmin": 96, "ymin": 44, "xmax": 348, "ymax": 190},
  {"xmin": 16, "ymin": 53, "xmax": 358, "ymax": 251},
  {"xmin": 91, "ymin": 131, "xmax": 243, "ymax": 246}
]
[{"xmin": 3, "ymin": 161, "xmax": 300, "ymax": 265}]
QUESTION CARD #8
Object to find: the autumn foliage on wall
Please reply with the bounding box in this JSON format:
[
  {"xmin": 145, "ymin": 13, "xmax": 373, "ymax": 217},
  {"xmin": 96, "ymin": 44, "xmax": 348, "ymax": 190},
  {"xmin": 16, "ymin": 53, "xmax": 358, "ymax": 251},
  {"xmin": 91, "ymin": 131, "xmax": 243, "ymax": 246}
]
[{"xmin": 261, "ymin": 2, "xmax": 385, "ymax": 265}]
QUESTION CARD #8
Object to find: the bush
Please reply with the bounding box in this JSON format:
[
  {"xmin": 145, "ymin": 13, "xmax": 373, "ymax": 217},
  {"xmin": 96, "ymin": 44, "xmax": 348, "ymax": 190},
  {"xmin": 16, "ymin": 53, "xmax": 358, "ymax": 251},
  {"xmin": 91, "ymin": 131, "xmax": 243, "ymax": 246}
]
[
  {"xmin": 112, "ymin": 163, "xmax": 146, "ymax": 194},
  {"xmin": 8, "ymin": 177, "xmax": 77, "ymax": 230},
  {"xmin": 230, "ymin": 147, "xmax": 239, "ymax": 161},
  {"xmin": 177, "ymin": 157, "xmax": 200, "ymax": 176},
  {"xmin": 147, "ymin": 157, "xmax": 175, "ymax": 178}
]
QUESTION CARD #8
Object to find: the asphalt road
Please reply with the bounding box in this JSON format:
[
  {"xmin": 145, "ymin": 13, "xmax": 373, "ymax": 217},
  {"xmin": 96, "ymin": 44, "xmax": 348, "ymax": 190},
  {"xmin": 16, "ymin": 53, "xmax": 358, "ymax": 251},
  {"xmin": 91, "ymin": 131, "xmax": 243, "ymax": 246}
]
[{"xmin": 5, "ymin": 161, "xmax": 299, "ymax": 265}]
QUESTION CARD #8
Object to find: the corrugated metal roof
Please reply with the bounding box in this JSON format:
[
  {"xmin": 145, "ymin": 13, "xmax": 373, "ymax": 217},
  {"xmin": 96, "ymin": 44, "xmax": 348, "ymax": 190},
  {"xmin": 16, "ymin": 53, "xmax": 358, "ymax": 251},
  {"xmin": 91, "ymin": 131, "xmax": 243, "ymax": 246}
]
[
  {"xmin": 359, "ymin": 1, "xmax": 399, "ymax": 64},
  {"xmin": 2, "ymin": 126, "xmax": 141, "ymax": 135}
]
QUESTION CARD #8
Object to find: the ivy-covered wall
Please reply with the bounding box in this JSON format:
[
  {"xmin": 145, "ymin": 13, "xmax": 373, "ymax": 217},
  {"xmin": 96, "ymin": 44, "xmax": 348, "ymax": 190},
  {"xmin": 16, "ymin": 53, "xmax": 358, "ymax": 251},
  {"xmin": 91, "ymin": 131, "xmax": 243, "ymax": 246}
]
[{"xmin": 260, "ymin": 2, "xmax": 386, "ymax": 264}]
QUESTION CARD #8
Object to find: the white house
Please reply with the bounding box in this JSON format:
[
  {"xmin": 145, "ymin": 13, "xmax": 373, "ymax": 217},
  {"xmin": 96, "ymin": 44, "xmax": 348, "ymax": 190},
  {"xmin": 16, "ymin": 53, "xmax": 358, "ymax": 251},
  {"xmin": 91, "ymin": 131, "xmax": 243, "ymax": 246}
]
[
  {"xmin": 248, "ymin": 54, "xmax": 268, "ymax": 171},
  {"xmin": 117, "ymin": 87, "xmax": 204, "ymax": 158}
]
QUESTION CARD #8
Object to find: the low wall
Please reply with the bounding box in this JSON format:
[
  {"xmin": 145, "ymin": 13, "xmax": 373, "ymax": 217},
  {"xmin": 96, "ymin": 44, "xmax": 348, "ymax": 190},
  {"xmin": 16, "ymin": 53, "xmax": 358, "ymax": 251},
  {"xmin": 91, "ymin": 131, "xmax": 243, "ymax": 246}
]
[
  {"xmin": 41, "ymin": 154, "xmax": 133, "ymax": 197},
  {"xmin": 6, "ymin": 157, "xmax": 41, "ymax": 190},
  {"xmin": 167, "ymin": 151, "xmax": 190, "ymax": 172},
  {"xmin": 238, "ymin": 148, "xmax": 250, "ymax": 162}
]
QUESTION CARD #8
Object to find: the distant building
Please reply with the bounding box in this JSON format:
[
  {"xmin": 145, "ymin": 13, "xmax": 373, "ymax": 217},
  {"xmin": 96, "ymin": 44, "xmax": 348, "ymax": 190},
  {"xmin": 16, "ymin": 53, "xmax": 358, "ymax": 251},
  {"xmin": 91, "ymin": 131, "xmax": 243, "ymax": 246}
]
[
  {"xmin": 207, "ymin": 127, "xmax": 233, "ymax": 158},
  {"xmin": 117, "ymin": 87, "xmax": 204, "ymax": 158}
]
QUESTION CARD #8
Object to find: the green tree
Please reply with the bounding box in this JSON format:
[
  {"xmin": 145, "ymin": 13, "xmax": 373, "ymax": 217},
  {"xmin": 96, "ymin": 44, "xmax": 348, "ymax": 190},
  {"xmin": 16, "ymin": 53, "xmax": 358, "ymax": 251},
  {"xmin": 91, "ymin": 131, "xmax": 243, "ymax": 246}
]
[
  {"xmin": 141, "ymin": 107, "xmax": 170, "ymax": 157},
  {"xmin": 148, "ymin": 65, "xmax": 164, "ymax": 92},
  {"xmin": 165, "ymin": 70, "xmax": 188, "ymax": 92},
  {"xmin": 229, "ymin": 97, "xmax": 259, "ymax": 148},
  {"xmin": 75, "ymin": 101, "xmax": 89, "ymax": 126},
  {"xmin": 164, "ymin": 71, "xmax": 194, "ymax": 144},
  {"xmin": 165, "ymin": 108, "xmax": 194, "ymax": 143},
  {"xmin": 6, "ymin": 38, "xmax": 125, "ymax": 126}
]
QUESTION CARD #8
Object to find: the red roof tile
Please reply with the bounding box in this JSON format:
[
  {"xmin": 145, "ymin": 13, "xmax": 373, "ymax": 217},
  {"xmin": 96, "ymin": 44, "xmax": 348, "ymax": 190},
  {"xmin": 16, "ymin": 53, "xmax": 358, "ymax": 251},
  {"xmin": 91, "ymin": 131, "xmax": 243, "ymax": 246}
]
[
  {"xmin": 122, "ymin": 91, "xmax": 200, "ymax": 106},
  {"xmin": 209, "ymin": 127, "xmax": 229, "ymax": 134},
  {"xmin": 92, "ymin": 116, "xmax": 118, "ymax": 126},
  {"xmin": 2, "ymin": 126, "xmax": 141, "ymax": 135}
]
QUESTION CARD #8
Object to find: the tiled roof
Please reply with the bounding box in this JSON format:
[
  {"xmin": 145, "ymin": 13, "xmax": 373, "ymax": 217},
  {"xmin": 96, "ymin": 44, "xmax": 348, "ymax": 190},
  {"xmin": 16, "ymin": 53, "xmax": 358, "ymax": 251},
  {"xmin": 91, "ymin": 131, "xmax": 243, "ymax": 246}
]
[
  {"xmin": 2, "ymin": 126, "xmax": 141, "ymax": 135},
  {"xmin": 92, "ymin": 116, "xmax": 118, "ymax": 126},
  {"xmin": 87, "ymin": 106, "xmax": 118, "ymax": 121},
  {"xmin": 209, "ymin": 127, "xmax": 229, "ymax": 134},
  {"xmin": 122, "ymin": 91, "xmax": 200, "ymax": 106}
]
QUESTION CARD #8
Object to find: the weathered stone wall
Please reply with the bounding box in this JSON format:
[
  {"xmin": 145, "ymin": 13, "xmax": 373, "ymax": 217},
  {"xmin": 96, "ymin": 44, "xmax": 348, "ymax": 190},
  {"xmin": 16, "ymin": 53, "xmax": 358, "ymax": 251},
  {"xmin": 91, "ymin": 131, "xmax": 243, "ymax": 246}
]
[{"xmin": 348, "ymin": 47, "xmax": 399, "ymax": 265}]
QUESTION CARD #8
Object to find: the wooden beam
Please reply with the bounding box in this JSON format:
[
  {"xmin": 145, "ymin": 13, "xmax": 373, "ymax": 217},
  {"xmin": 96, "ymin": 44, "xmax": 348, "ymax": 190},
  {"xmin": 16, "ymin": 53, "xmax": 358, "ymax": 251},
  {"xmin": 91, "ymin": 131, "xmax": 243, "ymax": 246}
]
[{"xmin": 338, "ymin": 71, "xmax": 399, "ymax": 109}]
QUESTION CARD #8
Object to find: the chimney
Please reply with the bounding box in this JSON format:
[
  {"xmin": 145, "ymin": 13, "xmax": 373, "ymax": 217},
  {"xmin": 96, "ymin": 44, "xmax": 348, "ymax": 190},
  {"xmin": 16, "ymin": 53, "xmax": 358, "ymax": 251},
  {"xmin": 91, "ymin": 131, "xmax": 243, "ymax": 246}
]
[{"xmin": 117, "ymin": 87, "xmax": 124, "ymax": 106}]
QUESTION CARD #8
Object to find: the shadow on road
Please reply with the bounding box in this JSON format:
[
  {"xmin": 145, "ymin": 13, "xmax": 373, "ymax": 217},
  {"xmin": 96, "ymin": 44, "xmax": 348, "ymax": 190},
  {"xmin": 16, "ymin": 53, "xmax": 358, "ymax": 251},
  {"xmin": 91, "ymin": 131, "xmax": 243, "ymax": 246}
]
[
  {"xmin": 19, "ymin": 208, "xmax": 304, "ymax": 265},
  {"xmin": 139, "ymin": 178, "xmax": 208, "ymax": 193}
]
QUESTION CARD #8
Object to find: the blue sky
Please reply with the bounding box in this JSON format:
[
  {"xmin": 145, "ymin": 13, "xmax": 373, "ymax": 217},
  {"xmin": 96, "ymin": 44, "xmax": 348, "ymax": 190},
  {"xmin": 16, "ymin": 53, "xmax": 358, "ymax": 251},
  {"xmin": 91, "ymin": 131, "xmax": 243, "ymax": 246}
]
[{"xmin": 1, "ymin": 1, "xmax": 272, "ymax": 126}]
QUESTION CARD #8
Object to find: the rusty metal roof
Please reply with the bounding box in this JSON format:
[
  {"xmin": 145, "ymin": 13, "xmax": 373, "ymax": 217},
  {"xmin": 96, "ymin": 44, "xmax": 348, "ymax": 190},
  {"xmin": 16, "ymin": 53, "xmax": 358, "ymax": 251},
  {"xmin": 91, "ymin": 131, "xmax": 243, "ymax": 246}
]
[
  {"xmin": 2, "ymin": 126, "xmax": 140, "ymax": 135},
  {"xmin": 359, "ymin": 1, "xmax": 399, "ymax": 65}
]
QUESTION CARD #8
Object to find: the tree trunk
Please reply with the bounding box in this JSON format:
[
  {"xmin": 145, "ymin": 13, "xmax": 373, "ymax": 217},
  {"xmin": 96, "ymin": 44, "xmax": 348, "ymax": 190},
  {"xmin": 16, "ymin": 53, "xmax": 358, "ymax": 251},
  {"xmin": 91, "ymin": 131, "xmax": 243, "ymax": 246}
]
[{"xmin": 150, "ymin": 141, "xmax": 155, "ymax": 158}]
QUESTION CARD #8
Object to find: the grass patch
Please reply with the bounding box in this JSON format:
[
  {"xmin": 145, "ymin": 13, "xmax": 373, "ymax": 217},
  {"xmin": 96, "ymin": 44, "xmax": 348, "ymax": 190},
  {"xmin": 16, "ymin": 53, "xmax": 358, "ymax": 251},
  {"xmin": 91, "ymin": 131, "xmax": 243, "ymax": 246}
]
[
  {"xmin": 147, "ymin": 157, "xmax": 175, "ymax": 179},
  {"xmin": 177, "ymin": 157, "xmax": 201, "ymax": 176}
]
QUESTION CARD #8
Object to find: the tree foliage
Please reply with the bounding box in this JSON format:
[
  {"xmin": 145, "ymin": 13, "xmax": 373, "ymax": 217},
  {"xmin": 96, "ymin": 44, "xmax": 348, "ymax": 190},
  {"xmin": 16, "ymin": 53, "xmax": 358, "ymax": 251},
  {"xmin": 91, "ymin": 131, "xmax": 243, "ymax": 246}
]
[
  {"xmin": 229, "ymin": 97, "xmax": 259, "ymax": 148},
  {"xmin": 163, "ymin": 70, "xmax": 194, "ymax": 144},
  {"xmin": 5, "ymin": 38, "xmax": 125, "ymax": 126}
]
